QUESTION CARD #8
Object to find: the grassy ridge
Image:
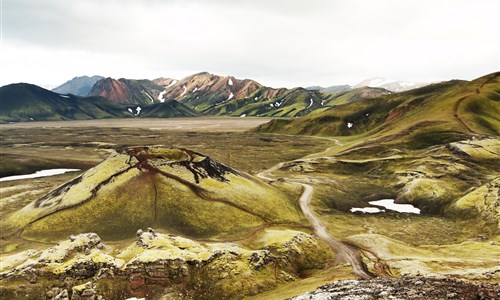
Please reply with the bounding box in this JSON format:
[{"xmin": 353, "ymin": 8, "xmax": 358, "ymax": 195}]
[{"xmin": 257, "ymin": 73, "xmax": 500, "ymax": 140}]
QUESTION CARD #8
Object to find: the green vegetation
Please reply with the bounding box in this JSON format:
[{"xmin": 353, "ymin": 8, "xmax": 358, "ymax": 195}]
[
  {"xmin": 0, "ymin": 83, "xmax": 198, "ymax": 123},
  {"xmin": 1, "ymin": 72, "xmax": 499, "ymax": 298},
  {"xmin": 3, "ymin": 147, "xmax": 302, "ymax": 242},
  {"xmin": 204, "ymin": 88, "xmax": 324, "ymax": 117}
]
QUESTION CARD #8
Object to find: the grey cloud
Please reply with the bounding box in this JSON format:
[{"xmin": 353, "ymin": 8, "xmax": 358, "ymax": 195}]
[{"xmin": 2, "ymin": 0, "xmax": 499, "ymax": 87}]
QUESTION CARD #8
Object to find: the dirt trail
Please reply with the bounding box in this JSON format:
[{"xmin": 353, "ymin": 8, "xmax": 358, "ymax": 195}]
[
  {"xmin": 453, "ymin": 95, "xmax": 475, "ymax": 134},
  {"xmin": 257, "ymin": 141, "xmax": 378, "ymax": 279},
  {"xmin": 297, "ymin": 182, "xmax": 375, "ymax": 279}
]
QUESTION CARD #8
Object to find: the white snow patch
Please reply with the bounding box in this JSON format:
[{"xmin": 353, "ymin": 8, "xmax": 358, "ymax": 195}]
[
  {"xmin": 30, "ymin": 117, "xmax": 34, "ymax": 120},
  {"xmin": 0, "ymin": 169, "xmax": 81, "ymax": 182},
  {"xmin": 192, "ymin": 87, "xmax": 198, "ymax": 93},
  {"xmin": 142, "ymin": 90, "xmax": 153, "ymax": 102},
  {"xmin": 228, "ymin": 78, "xmax": 233, "ymax": 86},
  {"xmin": 180, "ymin": 85, "xmax": 187, "ymax": 96},
  {"xmin": 307, "ymin": 98, "xmax": 313, "ymax": 108},
  {"xmin": 270, "ymin": 103, "xmax": 274, "ymax": 107},
  {"xmin": 240, "ymin": 114, "xmax": 246, "ymax": 117},
  {"xmin": 167, "ymin": 80, "xmax": 177, "ymax": 88},
  {"xmin": 369, "ymin": 199, "xmax": 420, "ymax": 214},
  {"xmin": 347, "ymin": 122, "xmax": 353, "ymax": 128},
  {"xmin": 366, "ymin": 113, "xmax": 370, "ymax": 116},
  {"xmin": 254, "ymin": 97, "xmax": 258, "ymax": 101},
  {"xmin": 158, "ymin": 90, "xmax": 167, "ymax": 103},
  {"xmin": 59, "ymin": 94, "xmax": 70, "ymax": 98},
  {"xmin": 128, "ymin": 108, "xmax": 133, "ymax": 113},
  {"xmin": 350, "ymin": 199, "xmax": 420, "ymax": 215},
  {"xmin": 350, "ymin": 207, "xmax": 385, "ymax": 214},
  {"xmin": 321, "ymin": 100, "xmax": 325, "ymax": 106},
  {"xmin": 227, "ymin": 92, "xmax": 234, "ymax": 101},
  {"xmin": 196, "ymin": 96, "xmax": 199, "ymax": 99},
  {"xmin": 135, "ymin": 106, "xmax": 142, "ymax": 116}
]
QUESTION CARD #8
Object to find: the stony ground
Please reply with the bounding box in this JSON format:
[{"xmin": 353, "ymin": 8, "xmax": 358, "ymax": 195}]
[{"xmin": 291, "ymin": 276, "xmax": 500, "ymax": 300}]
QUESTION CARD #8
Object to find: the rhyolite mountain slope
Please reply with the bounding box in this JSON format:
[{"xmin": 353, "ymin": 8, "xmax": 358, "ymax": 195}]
[
  {"xmin": 152, "ymin": 77, "xmax": 177, "ymax": 88},
  {"xmin": 2, "ymin": 147, "xmax": 302, "ymax": 241},
  {"xmin": 87, "ymin": 77, "xmax": 164, "ymax": 105},
  {"xmin": 0, "ymin": 83, "xmax": 130, "ymax": 122},
  {"xmin": 154, "ymin": 72, "xmax": 361, "ymax": 117},
  {"xmin": 154, "ymin": 72, "xmax": 264, "ymax": 108},
  {"xmin": 52, "ymin": 75, "xmax": 104, "ymax": 96}
]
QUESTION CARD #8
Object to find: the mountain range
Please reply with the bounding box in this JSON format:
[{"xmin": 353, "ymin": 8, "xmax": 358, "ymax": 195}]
[
  {"xmin": 307, "ymin": 78, "xmax": 428, "ymax": 95},
  {"xmin": 354, "ymin": 78, "xmax": 429, "ymax": 92},
  {"xmin": 1, "ymin": 72, "xmax": 397, "ymax": 122},
  {"xmin": 1, "ymin": 72, "xmax": 486, "ymax": 124}
]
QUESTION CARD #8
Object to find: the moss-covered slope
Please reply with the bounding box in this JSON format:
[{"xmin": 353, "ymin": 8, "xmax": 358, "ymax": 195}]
[
  {"xmin": 256, "ymin": 72, "xmax": 500, "ymax": 138},
  {"xmin": 2, "ymin": 147, "xmax": 301, "ymax": 241}
]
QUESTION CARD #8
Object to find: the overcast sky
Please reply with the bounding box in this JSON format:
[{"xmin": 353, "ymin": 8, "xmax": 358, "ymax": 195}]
[{"xmin": 1, "ymin": 0, "xmax": 499, "ymax": 88}]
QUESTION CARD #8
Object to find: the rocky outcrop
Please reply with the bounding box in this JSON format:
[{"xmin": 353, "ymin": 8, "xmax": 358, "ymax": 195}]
[
  {"xmin": 1, "ymin": 233, "xmax": 123, "ymax": 280},
  {"xmin": 1, "ymin": 229, "xmax": 332, "ymax": 299},
  {"xmin": 291, "ymin": 276, "xmax": 500, "ymax": 300},
  {"xmin": 447, "ymin": 138, "xmax": 500, "ymax": 159}
]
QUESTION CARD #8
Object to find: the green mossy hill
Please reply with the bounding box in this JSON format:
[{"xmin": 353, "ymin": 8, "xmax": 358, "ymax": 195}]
[
  {"xmin": 0, "ymin": 83, "xmax": 200, "ymax": 123},
  {"xmin": 256, "ymin": 72, "xmax": 499, "ymax": 138},
  {"xmin": 2, "ymin": 147, "xmax": 301, "ymax": 241},
  {"xmin": 1, "ymin": 230, "xmax": 333, "ymax": 299},
  {"xmin": 204, "ymin": 86, "xmax": 388, "ymax": 118},
  {"xmin": 138, "ymin": 100, "xmax": 199, "ymax": 118},
  {"xmin": 320, "ymin": 86, "xmax": 392, "ymax": 108},
  {"xmin": 205, "ymin": 88, "xmax": 324, "ymax": 117}
]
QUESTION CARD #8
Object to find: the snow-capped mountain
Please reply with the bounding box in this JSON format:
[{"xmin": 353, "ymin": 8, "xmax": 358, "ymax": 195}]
[{"xmin": 355, "ymin": 78, "xmax": 429, "ymax": 92}]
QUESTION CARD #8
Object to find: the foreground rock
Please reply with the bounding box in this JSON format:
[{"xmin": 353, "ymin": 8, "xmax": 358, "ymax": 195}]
[
  {"xmin": 0, "ymin": 230, "xmax": 332, "ymax": 299},
  {"xmin": 291, "ymin": 276, "xmax": 500, "ymax": 300}
]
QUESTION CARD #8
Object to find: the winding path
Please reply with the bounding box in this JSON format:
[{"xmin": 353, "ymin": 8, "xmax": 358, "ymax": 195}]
[{"xmin": 257, "ymin": 143, "xmax": 377, "ymax": 279}]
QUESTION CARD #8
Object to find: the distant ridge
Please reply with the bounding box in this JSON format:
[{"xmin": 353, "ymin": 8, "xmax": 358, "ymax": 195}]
[
  {"xmin": 52, "ymin": 75, "xmax": 104, "ymax": 96},
  {"xmin": 256, "ymin": 72, "xmax": 499, "ymax": 137},
  {"xmin": 0, "ymin": 83, "xmax": 198, "ymax": 123},
  {"xmin": 354, "ymin": 78, "xmax": 429, "ymax": 92}
]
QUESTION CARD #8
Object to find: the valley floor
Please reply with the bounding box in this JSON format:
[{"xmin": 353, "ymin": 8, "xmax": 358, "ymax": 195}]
[
  {"xmin": 2, "ymin": 117, "xmax": 273, "ymax": 131},
  {"xmin": 1, "ymin": 118, "xmax": 498, "ymax": 299}
]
